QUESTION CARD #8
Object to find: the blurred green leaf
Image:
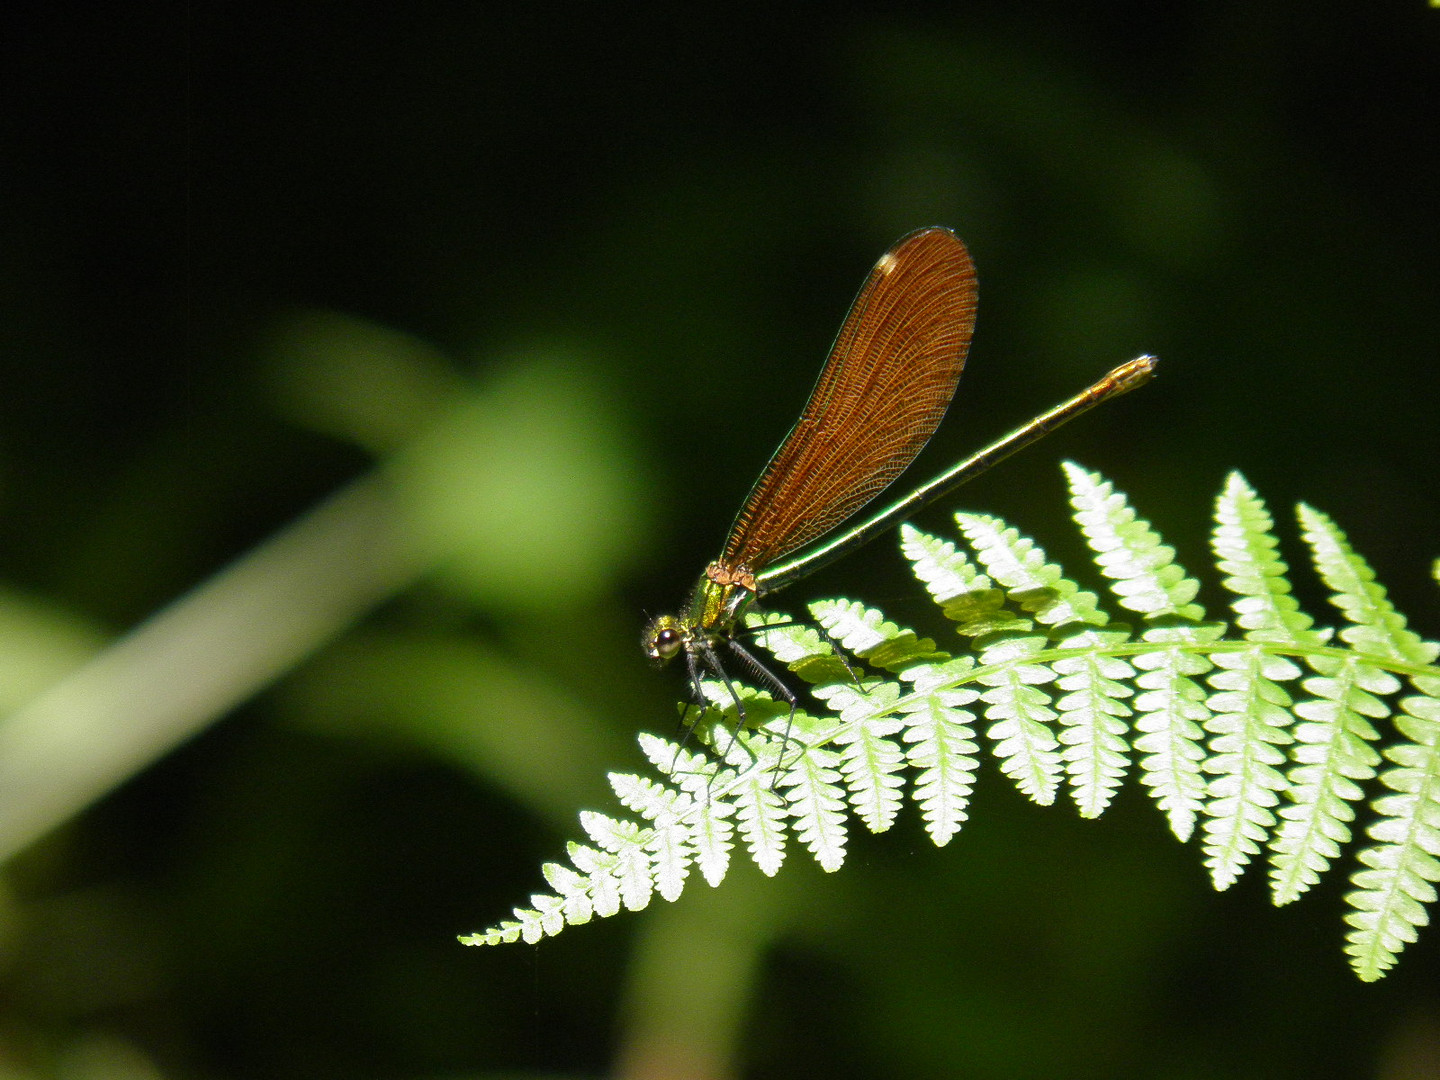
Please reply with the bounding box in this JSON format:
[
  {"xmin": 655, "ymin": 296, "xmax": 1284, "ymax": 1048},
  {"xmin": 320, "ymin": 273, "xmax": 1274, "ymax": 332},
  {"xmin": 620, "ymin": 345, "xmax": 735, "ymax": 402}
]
[{"xmin": 389, "ymin": 354, "xmax": 653, "ymax": 612}]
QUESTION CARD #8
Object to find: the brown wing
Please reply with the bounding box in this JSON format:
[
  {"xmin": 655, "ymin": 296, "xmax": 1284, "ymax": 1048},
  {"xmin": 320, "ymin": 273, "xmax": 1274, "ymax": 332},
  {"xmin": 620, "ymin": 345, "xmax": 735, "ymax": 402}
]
[{"xmin": 721, "ymin": 227, "xmax": 978, "ymax": 572}]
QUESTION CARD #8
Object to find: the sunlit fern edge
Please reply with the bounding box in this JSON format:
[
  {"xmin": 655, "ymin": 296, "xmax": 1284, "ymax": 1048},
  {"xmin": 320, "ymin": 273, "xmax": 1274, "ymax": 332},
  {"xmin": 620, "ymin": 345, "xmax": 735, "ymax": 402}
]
[{"xmin": 462, "ymin": 463, "xmax": 1440, "ymax": 983}]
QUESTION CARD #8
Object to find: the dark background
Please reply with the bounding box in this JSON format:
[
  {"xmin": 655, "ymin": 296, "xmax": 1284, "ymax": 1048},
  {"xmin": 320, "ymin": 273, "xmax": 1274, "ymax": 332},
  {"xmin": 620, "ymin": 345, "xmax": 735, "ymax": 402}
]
[{"xmin": 2, "ymin": 2, "xmax": 1439, "ymax": 1078}]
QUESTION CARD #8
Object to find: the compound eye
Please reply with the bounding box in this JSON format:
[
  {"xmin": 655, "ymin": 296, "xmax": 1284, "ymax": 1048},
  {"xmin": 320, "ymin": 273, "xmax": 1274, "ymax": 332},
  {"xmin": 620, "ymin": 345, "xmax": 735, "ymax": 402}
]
[
  {"xmin": 644, "ymin": 615, "xmax": 687, "ymax": 663},
  {"xmin": 653, "ymin": 627, "xmax": 682, "ymax": 659}
]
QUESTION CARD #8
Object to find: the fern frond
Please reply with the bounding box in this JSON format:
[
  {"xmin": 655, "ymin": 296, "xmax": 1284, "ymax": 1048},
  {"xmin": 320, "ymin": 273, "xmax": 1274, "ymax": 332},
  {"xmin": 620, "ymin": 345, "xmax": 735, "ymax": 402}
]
[
  {"xmin": 1063, "ymin": 462, "xmax": 1217, "ymax": 835},
  {"xmin": 1052, "ymin": 626, "xmax": 1135, "ymax": 817},
  {"xmin": 746, "ymin": 612, "xmax": 851, "ymax": 686},
  {"xmin": 901, "ymin": 522, "xmax": 992, "ymax": 601},
  {"xmin": 1200, "ymin": 645, "xmax": 1298, "ymax": 889},
  {"xmin": 778, "ymin": 732, "xmax": 848, "ymax": 871},
  {"xmin": 1063, "ymin": 461, "xmax": 1203, "ymax": 620},
  {"xmin": 1212, "ymin": 472, "xmax": 1321, "ymax": 645},
  {"xmin": 1129, "ymin": 627, "xmax": 1216, "ymax": 841},
  {"xmin": 1200, "ymin": 475, "xmax": 1377, "ymax": 900},
  {"xmin": 610, "ymin": 766, "xmax": 695, "ymax": 900},
  {"xmin": 811, "ymin": 597, "xmax": 948, "ymax": 671},
  {"xmin": 729, "ymin": 759, "xmax": 790, "ymax": 876},
  {"xmin": 956, "ymin": 510, "xmax": 1107, "ymax": 626},
  {"xmin": 464, "ymin": 465, "xmax": 1440, "ymax": 984},
  {"xmin": 1299, "ymin": 504, "xmax": 1439, "ymax": 666},
  {"xmin": 900, "ymin": 524, "xmax": 1017, "ymax": 635},
  {"xmin": 1344, "ymin": 698, "xmax": 1440, "ymax": 982},
  {"xmin": 974, "ymin": 632, "xmax": 1062, "ymax": 804},
  {"xmin": 900, "ymin": 658, "xmax": 981, "ymax": 846},
  {"xmin": 809, "ymin": 679, "xmax": 902, "ymax": 832},
  {"xmin": 1291, "ymin": 506, "xmax": 1440, "ymax": 980},
  {"xmin": 1269, "ymin": 656, "xmax": 1388, "ymax": 904}
]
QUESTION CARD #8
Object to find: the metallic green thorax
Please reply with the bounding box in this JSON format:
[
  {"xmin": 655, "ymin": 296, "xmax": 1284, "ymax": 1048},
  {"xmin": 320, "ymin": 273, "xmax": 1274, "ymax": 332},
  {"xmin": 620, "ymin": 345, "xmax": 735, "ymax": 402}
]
[
  {"xmin": 690, "ymin": 565, "xmax": 757, "ymax": 636},
  {"xmin": 643, "ymin": 562, "xmax": 758, "ymax": 666}
]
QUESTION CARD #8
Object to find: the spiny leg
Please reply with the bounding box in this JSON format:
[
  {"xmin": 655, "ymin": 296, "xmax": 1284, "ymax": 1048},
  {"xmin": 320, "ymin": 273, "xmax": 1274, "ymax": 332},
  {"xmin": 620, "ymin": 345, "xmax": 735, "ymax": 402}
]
[
  {"xmin": 667, "ymin": 638, "xmax": 757, "ymax": 789},
  {"xmin": 666, "ymin": 647, "xmax": 715, "ymax": 780},
  {"xmin": 811, "ymin": 620, "xmax": 865, "ymax": 691},
  {"xmin": 739, "ymin": 617, "xmax": 874, "ymax": 785},
  {"xmin": 743, "ymin": 617, "xmax": 865, "ymax": 692},
  {"xmin": 669, "ymin": 617, "xmax": 866, "ymax": 794},
  {"xmin": 702, "ymin": 637, "xmax": 762, "ymax": 783},
  {"xmin": 725, "ymin": 636, "xmax": 798, "ymax": 788},
  {"xmin": 662, "ymin": 648, "xmax": 702, "ymax": 771}
]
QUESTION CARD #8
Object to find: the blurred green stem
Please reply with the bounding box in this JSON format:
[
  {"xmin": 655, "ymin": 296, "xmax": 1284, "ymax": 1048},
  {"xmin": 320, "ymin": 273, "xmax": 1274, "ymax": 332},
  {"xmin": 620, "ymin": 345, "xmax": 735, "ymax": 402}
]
[{"xmin": 0, "ymin": 475, "xmax": 421, "ymax": 862}]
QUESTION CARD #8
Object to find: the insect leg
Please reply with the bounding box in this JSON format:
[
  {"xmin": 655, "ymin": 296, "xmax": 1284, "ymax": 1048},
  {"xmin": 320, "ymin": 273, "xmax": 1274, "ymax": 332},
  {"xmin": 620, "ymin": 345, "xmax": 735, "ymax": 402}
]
[{"xmin": 725, "ymin": 636, "xmax": 799, "ymax": 788}]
